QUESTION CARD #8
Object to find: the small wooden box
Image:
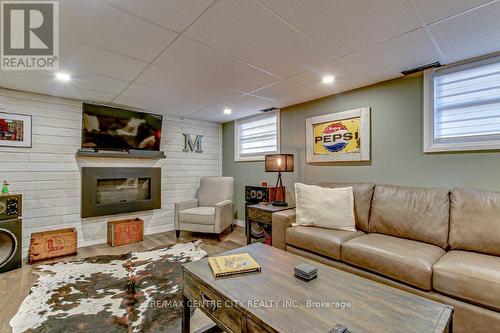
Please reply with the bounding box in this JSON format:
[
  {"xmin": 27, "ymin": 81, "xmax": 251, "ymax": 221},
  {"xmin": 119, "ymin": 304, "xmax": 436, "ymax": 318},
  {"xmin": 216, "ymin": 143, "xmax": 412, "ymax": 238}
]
[
  {"xmin": 107, "ymin": 218, "xmax": 144, "ymax": 247},
  {"xmin": 29, "ymin": 228, "xmax": 77, "ymax": 263}
]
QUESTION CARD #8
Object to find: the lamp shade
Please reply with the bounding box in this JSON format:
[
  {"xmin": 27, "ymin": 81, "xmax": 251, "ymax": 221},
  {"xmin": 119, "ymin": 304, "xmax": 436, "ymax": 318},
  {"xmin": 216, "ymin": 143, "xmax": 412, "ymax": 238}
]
[{"xmin": 265, "ymin": 154, "xmax": 294, "ymax": 172}]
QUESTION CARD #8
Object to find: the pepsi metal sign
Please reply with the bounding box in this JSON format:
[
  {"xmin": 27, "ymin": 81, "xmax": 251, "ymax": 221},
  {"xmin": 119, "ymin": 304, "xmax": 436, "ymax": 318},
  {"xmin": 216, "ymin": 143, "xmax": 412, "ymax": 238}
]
[
  {"xmin": 313, "ymin": 118, "xmax": 361, "ymax": 156},
  {"xmin": 315, "ymin": 122, "xmax": 359, "ymax": 153},
  {"xmin": 306, "ymin": 108, "xmax": 371, "ymax": 163}
]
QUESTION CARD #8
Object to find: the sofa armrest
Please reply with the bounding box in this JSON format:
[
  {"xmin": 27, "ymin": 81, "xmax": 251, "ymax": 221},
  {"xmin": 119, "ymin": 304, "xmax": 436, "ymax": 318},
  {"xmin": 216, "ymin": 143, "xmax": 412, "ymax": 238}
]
[
  {"xmin": 174, "ymin": 199, "xmax": 198, "ymax": 229},
  {"xmin": 272, "ymin": 209, "xmax": 296, "ymax": 250},
  {"xmin": 214, "ymin": 200, "xmax": 234, "ymax": 233}
]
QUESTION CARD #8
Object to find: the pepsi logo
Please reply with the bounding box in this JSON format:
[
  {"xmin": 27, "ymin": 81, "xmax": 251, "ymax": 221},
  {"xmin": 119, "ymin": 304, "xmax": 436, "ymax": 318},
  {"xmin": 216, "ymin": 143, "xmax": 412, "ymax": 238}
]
[{"xmin": 314, "ymin": 122, "xmax": 357, "ymax": 153}]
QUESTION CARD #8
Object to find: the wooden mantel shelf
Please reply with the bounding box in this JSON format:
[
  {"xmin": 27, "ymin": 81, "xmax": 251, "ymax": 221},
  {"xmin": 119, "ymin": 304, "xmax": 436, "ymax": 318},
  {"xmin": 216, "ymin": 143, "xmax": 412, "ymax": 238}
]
[{"xmin": 76, "ymin": 149, "xmax": 166, "ymax": 159}]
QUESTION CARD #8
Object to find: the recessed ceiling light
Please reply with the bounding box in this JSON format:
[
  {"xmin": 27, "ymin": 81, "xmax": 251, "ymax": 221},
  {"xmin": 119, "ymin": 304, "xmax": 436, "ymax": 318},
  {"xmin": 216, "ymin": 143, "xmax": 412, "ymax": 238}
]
[
  {"xmin": 223, "ymin": 108, "xmax": 232, "ymax": 115},
  {"xmin": 322, "ymin": 75, "xmax": 335, "ymax": 84},
  {"xmin": 55, "ymin": 72, "xmax": 71, "ymax": 82}
]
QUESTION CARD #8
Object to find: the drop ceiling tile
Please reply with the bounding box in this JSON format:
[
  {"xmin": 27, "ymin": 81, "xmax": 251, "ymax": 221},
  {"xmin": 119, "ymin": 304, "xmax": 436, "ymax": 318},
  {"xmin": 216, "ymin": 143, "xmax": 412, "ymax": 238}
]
[
  {"xmin": 252, "ymin": 80, "xmax": 323, "ymax": 106},
  {"xmin": 117, "ymin": 84, "xmax": 197, "ymax": 116},
  {"xmin": 259, "ymin": 0, "xmax": 420, "ymax": 57},
  {"xmin": 117, "ymin": 82, "xmax": 239, "ymax": 116},
  {"xmin": 0, "ymin": 69, "xmax": 128, "ymax": 96},
  {"xmin": 289, "ymin": 60, "xmax": 376, "ymax": 94},
  {"xmin": 343, "ymin": 29, "xmax": 440, "ymax": 81},
  {"xmin": 154, "ymin": 37, "xmax": 279, "ymax": 93},
  {"xmin": 189, "ymin": 95, "xmax": 278, "ymax": 122},
  {"xmin": 430, "ymin": 2, "xmax": 500, "ymax": 64},
  {"xmin": 61, "ymin": 0, "xmax": 178, "ymax": 61},
  {"xmin": 135, "ymin": 65, "xmax": 242, "ymax": 105},
  {"xmin": 53, "ymin": 86, "xmax": 116, "ymax": 103},
  {"xmin": 227, "ymin": 95, "xmax": 280, "ymax": 113},
  {"xmin": 112, "ymin": 95, "xmax": 158, "ymax": 113},
  {"xmin": 117, "ymin": 83, "xmax": 181, "ymax": 104},
  {"xmin": 412, "ymin": 0, "xmax": 493, "ymax": 24},
  {"xmin": 0, "ymin": 71, "xmax": 116, "ymax": 103},
  {"xmin": 66, "ymin": 72, "xmax": 129, "ymax": 95},
  {"xmin": 184, "ymin": 0, "xmax": 335, "ymax": 77},
  {"xmin": 104, "ymin": 0, "xmax": 214, "ymax": 33},
  {"xmin": 60, "ymin": 36, "xmax": 149, "ymax": 81}
]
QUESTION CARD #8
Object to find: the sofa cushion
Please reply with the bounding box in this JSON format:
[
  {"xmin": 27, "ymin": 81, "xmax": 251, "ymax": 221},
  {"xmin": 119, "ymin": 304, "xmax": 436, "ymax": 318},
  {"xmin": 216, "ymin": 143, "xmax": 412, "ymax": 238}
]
[
  {"xmin": 295, "ymin": 183, "xmax": 356, "ymax": 231},
  {"xmin": 179, "ymin": 207, "xmax": 215, "ymax": 225},
  {"xmin": 449, "ymin": 188, "xmax": 500, "ymax": 256},
  {"xmin": 369, "ymin": 185, "xmax": 450, "ymax": 248},
  {"xmin": 342, "ymin": 233, "xmax": 446, "ymax": 290},
  {"xmin": 433, "ymin": 250, "xmax": 500, "ymax": 312},
  {"xmin": 319, "ymin": 182, "xmax": 375, "ymax": 232},
  {"xmin": 286, "ymin": 226, "xmax": 364, "ymax": 260}
]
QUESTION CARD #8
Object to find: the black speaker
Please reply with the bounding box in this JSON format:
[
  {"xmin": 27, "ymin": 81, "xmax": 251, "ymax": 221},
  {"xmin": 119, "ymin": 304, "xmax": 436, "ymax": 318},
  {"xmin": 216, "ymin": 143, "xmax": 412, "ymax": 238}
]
[
  {"xmin": 0, "ymin": 194, "xmax": 22, "ymax": 274},
  {"xmin": 0, "ymin": 218, "xmax": 22, "ymax": 274},
  {"xmin": 0, "ymin": 194, "xmax": 22, "ymax": 220},
  {"xmin": 245, "ymin": 186, "xmax": 270, "ymax": 204}
]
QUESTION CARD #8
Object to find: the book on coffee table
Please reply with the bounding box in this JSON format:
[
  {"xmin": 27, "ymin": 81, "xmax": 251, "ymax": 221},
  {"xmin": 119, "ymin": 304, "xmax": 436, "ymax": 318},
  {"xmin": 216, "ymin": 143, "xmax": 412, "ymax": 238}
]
[{"xmin": 208, "ymin": 253, "xmax": 261, "ymax": 277}]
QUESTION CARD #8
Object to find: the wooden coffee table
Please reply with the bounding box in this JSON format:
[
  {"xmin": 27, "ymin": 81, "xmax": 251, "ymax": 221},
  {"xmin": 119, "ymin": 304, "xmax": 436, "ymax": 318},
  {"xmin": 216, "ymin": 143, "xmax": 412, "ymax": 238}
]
[{"xmin": 182, "ymin": 243, "xmax": 453, "ymax": 333}]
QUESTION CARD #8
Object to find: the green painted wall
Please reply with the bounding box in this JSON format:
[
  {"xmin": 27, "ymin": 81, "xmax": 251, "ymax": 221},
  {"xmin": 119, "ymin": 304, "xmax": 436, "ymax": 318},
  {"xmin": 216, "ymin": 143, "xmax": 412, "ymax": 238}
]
[{"xmin": 223, "ymin": 74, "xmax": 500, "ymax": 220}]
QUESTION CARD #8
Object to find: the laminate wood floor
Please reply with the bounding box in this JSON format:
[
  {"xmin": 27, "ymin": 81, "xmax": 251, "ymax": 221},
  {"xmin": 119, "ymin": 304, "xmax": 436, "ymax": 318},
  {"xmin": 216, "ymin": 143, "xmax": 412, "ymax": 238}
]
[{"xmin": 0, "ymin": 227, "xmax": 246, "ymax": 333}]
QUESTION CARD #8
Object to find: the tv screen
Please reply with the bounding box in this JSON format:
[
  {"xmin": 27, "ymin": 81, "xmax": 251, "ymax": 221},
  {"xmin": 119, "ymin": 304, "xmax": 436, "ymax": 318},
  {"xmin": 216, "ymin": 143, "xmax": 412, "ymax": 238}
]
[{"xmin": 82, "ymin": 103, "xmax": 163, "ymax": 151}]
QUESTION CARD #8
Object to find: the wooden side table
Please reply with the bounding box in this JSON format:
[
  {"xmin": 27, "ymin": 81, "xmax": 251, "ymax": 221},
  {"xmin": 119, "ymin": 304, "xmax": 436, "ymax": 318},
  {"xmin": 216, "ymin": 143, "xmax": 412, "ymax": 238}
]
[{"xmin": 245, "ymin": 203, "xmax": 295, "ymax": 245}]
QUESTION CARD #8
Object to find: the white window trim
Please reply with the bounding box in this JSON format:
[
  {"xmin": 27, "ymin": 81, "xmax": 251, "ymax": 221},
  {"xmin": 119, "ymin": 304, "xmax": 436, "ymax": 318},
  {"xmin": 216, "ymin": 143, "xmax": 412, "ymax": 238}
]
[
  {"xmin": 424, "ymin": 55, "xmax": 500, "ymax": 153},
  {"xmin": 234, "ymin": 110, "xmax": 280, "ymax": 162}
]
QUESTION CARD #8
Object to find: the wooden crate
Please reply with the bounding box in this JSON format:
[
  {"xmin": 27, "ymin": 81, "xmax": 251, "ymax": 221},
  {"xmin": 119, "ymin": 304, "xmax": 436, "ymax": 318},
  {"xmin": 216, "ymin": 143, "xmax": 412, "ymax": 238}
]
[
  {"xmin": 29, "ymin": 228, "xmax": 77, "ymax": 263},
  {"xmin": 107, "ymin": 218, "xmax": 143, "ymax": 247}
]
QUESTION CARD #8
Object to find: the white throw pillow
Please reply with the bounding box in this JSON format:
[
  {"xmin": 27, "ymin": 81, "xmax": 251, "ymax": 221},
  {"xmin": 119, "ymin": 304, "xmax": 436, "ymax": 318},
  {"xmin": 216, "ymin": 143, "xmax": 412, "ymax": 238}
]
[{"xmin": 294, "ymin": 183, "xmax": 356, "ymax": 231}]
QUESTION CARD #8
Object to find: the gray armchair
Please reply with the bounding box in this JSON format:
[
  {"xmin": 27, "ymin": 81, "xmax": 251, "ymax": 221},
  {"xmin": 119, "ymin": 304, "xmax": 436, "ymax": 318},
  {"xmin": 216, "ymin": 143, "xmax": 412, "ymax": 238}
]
[{"xmin": 175, "ymin": 177, "xmax": 234, "ymax": 240}]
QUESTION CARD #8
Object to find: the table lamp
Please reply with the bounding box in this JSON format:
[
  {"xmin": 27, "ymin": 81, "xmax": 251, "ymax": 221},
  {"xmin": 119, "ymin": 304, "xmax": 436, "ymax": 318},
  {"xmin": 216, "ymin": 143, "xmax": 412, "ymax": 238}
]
[{"xmin": 265, "ymin": 154, "xmax": 294, "ymax": 206}]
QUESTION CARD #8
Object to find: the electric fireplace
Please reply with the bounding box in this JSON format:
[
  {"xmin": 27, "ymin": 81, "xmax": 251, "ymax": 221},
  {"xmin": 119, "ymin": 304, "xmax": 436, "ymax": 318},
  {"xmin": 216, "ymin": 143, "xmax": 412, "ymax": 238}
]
[{"xmin": 81, "ymin": 167, "xmax": 161, "ymax": 218}]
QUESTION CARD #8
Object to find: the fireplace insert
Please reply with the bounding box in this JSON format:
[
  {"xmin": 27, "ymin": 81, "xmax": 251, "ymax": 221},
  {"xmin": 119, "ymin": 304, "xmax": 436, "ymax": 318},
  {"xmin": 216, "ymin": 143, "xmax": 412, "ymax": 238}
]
[{"xmin": 81, "ymin": 167, "xmax": 161, "ymax": 218}]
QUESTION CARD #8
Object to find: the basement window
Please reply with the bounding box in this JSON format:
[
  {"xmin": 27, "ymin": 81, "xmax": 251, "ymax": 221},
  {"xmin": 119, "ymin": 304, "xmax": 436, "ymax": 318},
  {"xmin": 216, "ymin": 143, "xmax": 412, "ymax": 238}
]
[
  {"xmin": 234, "ymin": 110, "xmax": 280, "ymax": 161},
  {"xmin": 424, "ymin": 55, "xmax": 500, "ymax": 152}
]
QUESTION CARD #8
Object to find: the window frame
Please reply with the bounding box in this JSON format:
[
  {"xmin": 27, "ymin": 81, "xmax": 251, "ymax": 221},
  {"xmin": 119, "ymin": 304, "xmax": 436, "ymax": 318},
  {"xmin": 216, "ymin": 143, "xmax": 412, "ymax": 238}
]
[
  {"xmin": 234, "ymin": 110, "xmax": 280, "ymax": 162},
  {"xmin": 424, "ymin": 55, "xmax": 500, "ymax": 153}
]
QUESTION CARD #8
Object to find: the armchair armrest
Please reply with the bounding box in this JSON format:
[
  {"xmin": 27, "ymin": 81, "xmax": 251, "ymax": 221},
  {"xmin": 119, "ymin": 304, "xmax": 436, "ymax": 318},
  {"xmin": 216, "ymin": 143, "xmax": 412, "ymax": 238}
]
[
  {"xmin": 215, "ymin": 200, "xmax": 234, "ymax": 233},
  {"xmin": 272, "ymin": 209, "xmax": 296, "ymax": 250},
  {"xmin": 174, "ymin": 199, "xmax": 198, "ymax": 229}
]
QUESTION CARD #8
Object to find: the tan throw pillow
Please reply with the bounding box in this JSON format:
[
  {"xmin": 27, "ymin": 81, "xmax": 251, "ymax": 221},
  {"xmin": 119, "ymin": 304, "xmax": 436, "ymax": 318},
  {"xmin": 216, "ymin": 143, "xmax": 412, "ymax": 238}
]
[{"xmin": 294, "ymin": 183, "xmax": 356, "ymax": 231}]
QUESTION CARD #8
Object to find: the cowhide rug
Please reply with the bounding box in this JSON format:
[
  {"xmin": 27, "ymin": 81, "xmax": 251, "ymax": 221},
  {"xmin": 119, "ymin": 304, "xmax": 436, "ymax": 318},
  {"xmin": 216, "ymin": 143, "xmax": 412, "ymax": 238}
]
[{"xmin": 10, "ymin": 241, "xmax": 207, "ymax": 333}]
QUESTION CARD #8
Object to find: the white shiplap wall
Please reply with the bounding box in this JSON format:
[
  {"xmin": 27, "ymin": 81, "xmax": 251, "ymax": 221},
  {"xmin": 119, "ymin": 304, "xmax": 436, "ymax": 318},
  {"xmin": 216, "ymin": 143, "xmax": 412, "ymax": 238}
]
[{"xmin": 0, "ymin": 88, "xmax": 221, "ymax": 257}]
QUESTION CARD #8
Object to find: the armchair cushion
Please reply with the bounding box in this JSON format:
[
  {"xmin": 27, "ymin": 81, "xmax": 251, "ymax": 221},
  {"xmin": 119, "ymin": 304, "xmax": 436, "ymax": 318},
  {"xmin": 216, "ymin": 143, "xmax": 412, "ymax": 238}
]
[
  {"xmin": 179, "ymin": 207, "xmax": 215, "ymax": 225},
  {"xmin": 198, "ymin": 177, "xmax": 234, "ymax": 207}
]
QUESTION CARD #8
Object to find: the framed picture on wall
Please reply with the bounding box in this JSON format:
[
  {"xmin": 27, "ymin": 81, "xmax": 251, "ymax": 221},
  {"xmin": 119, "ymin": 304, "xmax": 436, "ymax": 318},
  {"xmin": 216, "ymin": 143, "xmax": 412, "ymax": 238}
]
[
  {"xmin": 0, "ymin": 112, "xmax": 32, "ymax": 148},
  {"xmin": 306, "ymin": 107, "xmax": 370, "ymax": 163}
]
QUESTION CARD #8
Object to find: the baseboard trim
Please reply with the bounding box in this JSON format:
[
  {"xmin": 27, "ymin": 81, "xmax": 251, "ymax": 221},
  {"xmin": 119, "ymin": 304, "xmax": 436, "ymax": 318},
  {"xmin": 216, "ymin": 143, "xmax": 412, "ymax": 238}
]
[{"xmin": 234, "ymin": 219, "xmax": 245, "ymax": 227}]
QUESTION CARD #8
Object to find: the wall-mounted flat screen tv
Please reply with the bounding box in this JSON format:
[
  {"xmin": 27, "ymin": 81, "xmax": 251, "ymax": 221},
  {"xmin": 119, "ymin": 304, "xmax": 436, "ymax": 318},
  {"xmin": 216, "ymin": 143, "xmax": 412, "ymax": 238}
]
[{"xmin": 82, "ymin": 103, "xmax": 163, "ymax": 151}]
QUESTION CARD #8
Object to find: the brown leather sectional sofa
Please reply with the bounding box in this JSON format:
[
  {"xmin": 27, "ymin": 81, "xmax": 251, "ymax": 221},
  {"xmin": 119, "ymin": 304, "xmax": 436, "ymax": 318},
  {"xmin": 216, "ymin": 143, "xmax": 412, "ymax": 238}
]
[{"xmin": 272, "ymin": 183, "xmax": 500, "ymax": 333}]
